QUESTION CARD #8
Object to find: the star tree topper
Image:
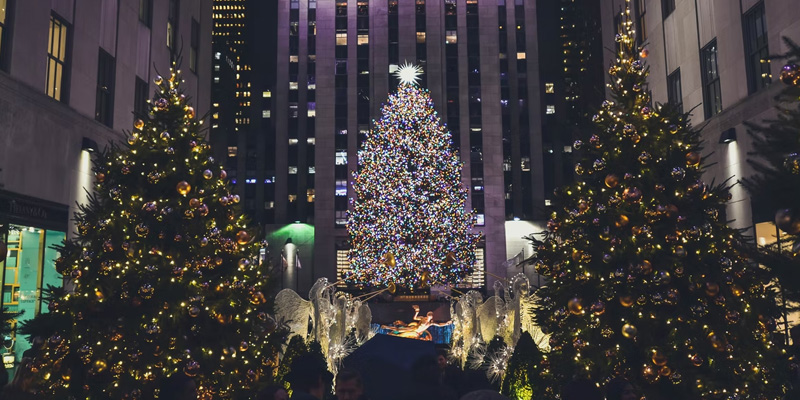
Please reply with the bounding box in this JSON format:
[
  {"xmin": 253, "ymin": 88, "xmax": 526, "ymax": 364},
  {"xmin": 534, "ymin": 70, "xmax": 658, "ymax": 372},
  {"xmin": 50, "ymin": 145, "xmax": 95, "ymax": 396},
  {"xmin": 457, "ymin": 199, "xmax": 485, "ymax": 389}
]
[{"xmin": 395, "ymin": 61, "xmax": 424, "ymax": 86}]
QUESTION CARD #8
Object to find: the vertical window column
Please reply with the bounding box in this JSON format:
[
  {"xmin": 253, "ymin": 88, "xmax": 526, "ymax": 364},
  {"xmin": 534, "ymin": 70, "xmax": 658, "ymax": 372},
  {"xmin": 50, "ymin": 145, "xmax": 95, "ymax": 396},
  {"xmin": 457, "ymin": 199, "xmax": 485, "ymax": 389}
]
[
  {"xmin": 334, "ymin": 1, "xmax": 349, "ymax": 228},
  {"xmin": 466, "ymin": 0, "xmax": 483, "ymax": 226},
  {"xmin": 415, "ymin": 0, "xmax": 427, "ymax": 86},
  {"xmin": 515, "ymin": 2, "xmax": 532, "ymax": 219},
  {"xmin": 46, "ymin": 14, "xmax": 69, "ymax": 102},
  {"xmin": 95, "ymin": 49, "xmax": 115, "ymax": 127},
  {"xmin": 306, "ymin": 4, "xmax": 317, "ymax": 219},
  {"xmin": 0, "ymin": 0, "xmax": 12, "ymax": 70},
  {"xmin": 356, "ymin": 1, "xmax": 369, "ymax": 148},
  {"xmin": 167, "ymin": 0, "xmax": 178, "ymax": 50},
  {"xmin": 444, "ymin": 0, "xmax": 459, "ymax": 149},
  {"xmin": 388, "ymin": 0, "xmax": 399, "ymax": 91},
  {"xmin": 743, "ymin": 1, "xmax": 770, "ymax": 94},
  {"xmin": 700, "ymin": 39, "xmax": 722, "ymax": 119}
]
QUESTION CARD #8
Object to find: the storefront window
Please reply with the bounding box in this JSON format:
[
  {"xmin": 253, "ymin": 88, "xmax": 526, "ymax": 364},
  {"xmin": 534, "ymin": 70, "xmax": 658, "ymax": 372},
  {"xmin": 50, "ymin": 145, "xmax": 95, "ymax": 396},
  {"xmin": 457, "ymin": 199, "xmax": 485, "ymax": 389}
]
[{"xmin": 1, "ymin": 224, "xmax": 64, "ymax": 374}]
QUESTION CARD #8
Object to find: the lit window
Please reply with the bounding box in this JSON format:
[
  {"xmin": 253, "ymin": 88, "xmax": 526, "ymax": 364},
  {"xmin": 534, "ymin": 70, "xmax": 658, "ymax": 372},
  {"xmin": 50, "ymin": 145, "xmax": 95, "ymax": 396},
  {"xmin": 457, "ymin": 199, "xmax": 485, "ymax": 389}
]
[
  {"xmin": 309, "ymin": 166, "xmax": 316, "ymax": 174},
  {"xmin": 336, "ymin": 33, "xmax": 347, "ymax": 46},
  {"xmin": 264, "ymin": 201, "xmax": 275, "ymax": 209},
  {"xmin": 289, "ymin": 138, "xmax": 299, "ymax": 145},
  {"xmin": 214, "ymin": 64, "xmax": 220, "ymax": 71},
  {"xmin": 307, "ymin": 189, "xmax": 316, "ymax": 202},
  {"xmin": 516, "ymin": 52, "xmax": 526, "ymax": 59},
  {"xmin": 288, "ymin": 194, "xmax": 297, "ymax": 202},
  {"xmin": 546, "ymin": 105, "xmax": 555, "ymax": 114},
  {"xmin": 335, "ymin": 151, "xmax": 348, "ymax": 165},
  {"xmin": 290, "ymin": 82, "xmax": 298, "ymax": 90},
  {"xmin": 263, "ymin": 90, "xmax": 271, "ymax": 98},
  {"xmin": 358, "ymin": 35, "xmax": 369, "ymax": 45},
  {"xmin": 212, "ymin": 112, "xmax": 219, "ymax": 119},
  {"xmin": 308, "ymin": 109, "xmax": 316, "ymax": 117},
  {"xmin": 46, "ymin": 15, "xmax": 69, "ymax": 101},
  {"xmin": 521, "ymin": 157, "xmax": 531, "ymax": 171},
  {"xmin": 262, "ymin": 110, "xmax": 271, "ymax": 118},
  {"xmin": 446, "ymin": 30, "xmax": 457, "ymax": 44},
  {"xmin": 290, "ymin": 55, "xmax": 299, "ymax": 62},
  {"xmin": 307, "ymin": 137, "xmax": 316, "ymax": 144},
  {"xmin": 476, "ymin": 214, "xmax": 485, "ymax": 226},
  {"xmin": 545, "ymin": 83, "xmax": 554, "ymax": 93},
  {"xmin": 335, "ymin": 180, "xmax": 348, "ymax": 196},
  {"xmin": 228, "ymin": 146, "xmax": 238, "ymax": 157},
  {"xmin": 214, "ymin": 77, "xmax": 220, "ymax": 83},
  {"xmin": 289, "ymin": 166, "xmax": 298, "ymax": 174},
  {"xmin": 416, "ymin": 32, "xmax": 426, "ymax": 43},
  {"xmin": 563, "ymin": 145, "xmax": 572, "ymax": 153}
]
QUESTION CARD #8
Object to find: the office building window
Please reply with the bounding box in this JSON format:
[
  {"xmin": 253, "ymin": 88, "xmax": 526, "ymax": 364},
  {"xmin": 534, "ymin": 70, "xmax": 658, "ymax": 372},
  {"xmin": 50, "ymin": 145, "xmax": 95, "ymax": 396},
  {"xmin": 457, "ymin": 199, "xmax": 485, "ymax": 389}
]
[
  {"xmin": 661, "ymin": 0, "xmax": 675, "ymax": 19},
  {"xmin": 0, "ymin": 0, "xmax": 11, "ymax": 71},
  {"xmin": 134, "ymin": 77, "xmax": 148, "ymax": 118},
  {"xmin": 167, "ymin": 0, "xmax": 178, "ymax": 50},
  {"xmin": 190, "ymin": 19, "xmax": 199, "ymax": 73},
  {"xmin": 139, "ymin": 0, "xmax": 152, "ymax": 27},
  {"xmin": 635, "ymin": 0, "xmax": 646, "ymax": 42},
  {"xmin": 667, "ymin": 68, "xmax": 682, "ymax": 113},
  {"xmin": 94, "ymin": 49, "xmax": 116, "ymax": 127},
  {"xmin": 546, "ymin": 105, "xmax": 555, "ymax": 114},
  {"xmin": 700, "ymin": 39, "xmax": 722, "ymax": 118},
  {"xmin": 46, "ymin": 14, "xmax": 69, "ymax": 102},
  {"xmin": 545, "ymin": 83, "xmax": 554, "ymax": 93},
  {"xmin": 743, "ymin": 2, "xmax": 771, "ymax": 94}
]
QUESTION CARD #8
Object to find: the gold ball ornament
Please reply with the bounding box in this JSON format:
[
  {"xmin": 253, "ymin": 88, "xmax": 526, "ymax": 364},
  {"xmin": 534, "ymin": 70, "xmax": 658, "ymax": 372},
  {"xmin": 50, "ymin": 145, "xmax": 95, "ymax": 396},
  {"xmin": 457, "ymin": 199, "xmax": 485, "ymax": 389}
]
[
  {"xmin": 690, "ymin": 354, "xmax": 703, "ymax": 367},
  {"xmin": 186, "ymin": 106, "xmax": 196, "ymax": 119},
  {"xmin": 176, "ymin": 181, "xmax": 191, "ymax": 196},
  {"xmin": 385, "ymin": 252, "xmax": 396, "ymax": 268},
  {"xmin": 387, "ymin": 281, "xmax": 397, "ymax": 294},
  {"xmin": 640, "ymin": 48, "xmax": 650, "ymax": 58},
  {"xmin": 189, "ymin": 198, "xmax": 201, "ymax": 208},
  {"xmin": 621, "ymin": 323, "xmax": 638, "ymax": 338},
  {"xmin": 708, "ymin": 332, "xmax": 726, "ymax": 351},
  {"xmin": 659, "ymin": 366, "xmax": 672, "ymax": 377},
  {"xmin": 250, "ymin": 291, "xmax": 267, "ymax": 305},
  {"xmin": 203, "ymin": 170, "xmax": 213, "ymax": 179},
  {"xmin": 615, "ymin": 215, "xmax": 630, "ymax": 228},
  {"xmin": 730, "ymin": 284, "xmax": 744, "ymax": 297},
  {"xmin": 134, "ymin": 119, "xmax": 145, "ymax": 130},
  {"xmin": 705, "ymin": 282, "xmax": 720, "ymax": 297},
  {"xmin": 236, "ymin": 230, "xmax": 252, "ymax": 245},
  {"xmin": 567, "ymin": 297, "xmax": 584, "ymax": 315},
  {"xmin": 619, "ymin": 295, "xmax": 634, "ymax": 307},
  {"xmin": 651, "ymin": 349, "xmax": 668, "ymax": 366},
  {"xmin": 420, "ymin": 271, "xmax": 431, "ymax": 287},
  {"xmin": 686, "ymin": 151, "xmax": 702, "ymax": 166},
  {"xmin": 605, "ymin": 174, "xmax": 620, "ymax": 188}
]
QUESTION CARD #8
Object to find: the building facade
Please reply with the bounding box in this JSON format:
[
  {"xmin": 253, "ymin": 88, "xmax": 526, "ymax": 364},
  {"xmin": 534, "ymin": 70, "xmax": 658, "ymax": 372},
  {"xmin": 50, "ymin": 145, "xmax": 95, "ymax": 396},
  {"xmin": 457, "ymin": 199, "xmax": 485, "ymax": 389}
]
[
  {"xmin": 262, "ymin": 0, "xmax": 555, "ymax": 292},
  {"xmin": 0, "ymin": 0, "xmax": 211, "ymax": 369},
  {"xmin": 599, "ymin": 0, "xmax": 800, "ymax": 240}
]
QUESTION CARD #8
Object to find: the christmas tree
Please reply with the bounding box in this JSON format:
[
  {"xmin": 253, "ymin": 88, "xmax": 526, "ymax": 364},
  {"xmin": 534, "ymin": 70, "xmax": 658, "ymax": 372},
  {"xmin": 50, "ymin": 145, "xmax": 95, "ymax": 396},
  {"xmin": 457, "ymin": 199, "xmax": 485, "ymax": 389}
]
[
  {"xmin": 743, "ymin": 38, "xmax": 800, "ymax": 300},
  {"xmin": 346, "ymin": 63, "xmax": 480, "ymax": 289},
  {"xmin": 27, "ymin": 64, "xmax": 284, "ymax": 399},
  {"xmin": 530, "ymin": 5, "xmax": 785, "ymax": 399},
  {"xmin": 501, "ymin": 332, "xmax": 545, "ymax": 400}
]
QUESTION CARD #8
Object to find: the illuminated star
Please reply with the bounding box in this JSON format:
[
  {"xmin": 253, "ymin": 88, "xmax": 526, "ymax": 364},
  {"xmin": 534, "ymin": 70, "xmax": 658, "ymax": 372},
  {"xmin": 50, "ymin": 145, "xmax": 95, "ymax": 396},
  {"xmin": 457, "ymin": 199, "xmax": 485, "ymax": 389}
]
[{"xmin": 394, "ymin": 62, "xmax": 424, "ymax": 86}]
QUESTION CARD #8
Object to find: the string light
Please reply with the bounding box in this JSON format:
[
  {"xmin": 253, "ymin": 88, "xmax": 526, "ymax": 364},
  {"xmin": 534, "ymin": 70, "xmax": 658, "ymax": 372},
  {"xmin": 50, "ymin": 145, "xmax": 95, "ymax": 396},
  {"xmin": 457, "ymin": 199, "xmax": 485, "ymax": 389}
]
[{"xmin": 346, "ymin": 75, "xmax": 480, "ymax": 289}]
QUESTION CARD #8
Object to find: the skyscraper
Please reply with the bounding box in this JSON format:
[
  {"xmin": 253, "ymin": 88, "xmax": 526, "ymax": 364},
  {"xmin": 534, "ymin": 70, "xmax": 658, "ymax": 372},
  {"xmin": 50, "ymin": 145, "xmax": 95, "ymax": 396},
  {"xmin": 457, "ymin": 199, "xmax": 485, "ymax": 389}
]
[{"xmin": 216, "ymin": 0, "xmax": 606, "ymax": 292}]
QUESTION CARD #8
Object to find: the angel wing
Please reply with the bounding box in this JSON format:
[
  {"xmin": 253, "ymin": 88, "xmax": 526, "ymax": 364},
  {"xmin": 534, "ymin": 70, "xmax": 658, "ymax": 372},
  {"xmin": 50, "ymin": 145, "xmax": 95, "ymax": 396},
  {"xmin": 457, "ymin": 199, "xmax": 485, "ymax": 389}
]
[{"xmin": 275, "ymin": 288, "xmax": 315, "ymax": 340}]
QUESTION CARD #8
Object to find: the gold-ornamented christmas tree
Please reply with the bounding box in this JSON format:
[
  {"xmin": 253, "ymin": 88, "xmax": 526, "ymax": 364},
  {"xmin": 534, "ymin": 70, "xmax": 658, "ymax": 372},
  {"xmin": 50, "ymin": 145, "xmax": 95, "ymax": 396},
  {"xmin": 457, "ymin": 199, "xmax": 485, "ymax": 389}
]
[
  {"xmin": 28, "ymin": 64, "xmax": 284, "ymax": 399},
  {"xmin": 530, "ymin": 3, "xmax": 786, "ymax": 398}
]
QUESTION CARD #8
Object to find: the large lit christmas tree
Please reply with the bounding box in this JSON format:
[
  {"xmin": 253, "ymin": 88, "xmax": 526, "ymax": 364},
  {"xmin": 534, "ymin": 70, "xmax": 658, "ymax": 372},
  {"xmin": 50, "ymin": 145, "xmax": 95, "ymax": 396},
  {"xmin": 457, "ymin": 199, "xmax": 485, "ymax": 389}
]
[
  {"xmin": 530, "ymin": 5, "xmax": 785, "ymax": 399},
  {"xmin": 28, "ymin": 64, "xmax": 284, "ymax": 399},
  {"xmin": 743, "ymin": 38, "xmax": 800, "ymax": 299},
  {"xmin": 346, "ymin": 63, "xmax": 480, "ymax": 289}
]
